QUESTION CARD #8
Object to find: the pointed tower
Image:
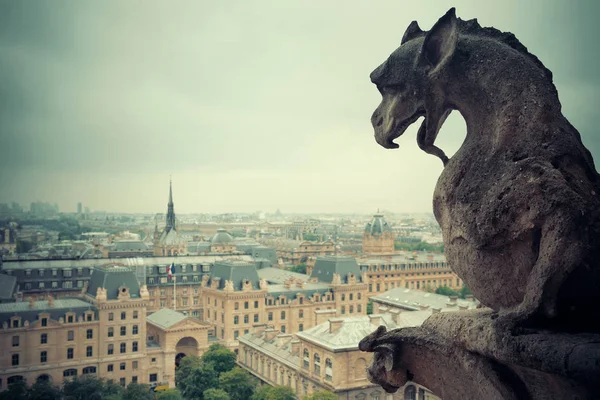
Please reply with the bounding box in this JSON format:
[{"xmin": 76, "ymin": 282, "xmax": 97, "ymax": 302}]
[
  {"xmin": 165, "ymin": 178, "xmax": 176, "ymax": 232},
  {"xmin": 154, "ymin": 178, "xmax": 185, "ymax": 256}
]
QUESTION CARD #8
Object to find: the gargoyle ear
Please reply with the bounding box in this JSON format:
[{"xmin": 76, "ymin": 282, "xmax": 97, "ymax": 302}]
[
  {"xmin": 401, "ymin": 21, "xmax": 423, "ymax": 45},
  {"xmin": 421, "ymin": 7, "xmax": 458, "ymax": 74}
]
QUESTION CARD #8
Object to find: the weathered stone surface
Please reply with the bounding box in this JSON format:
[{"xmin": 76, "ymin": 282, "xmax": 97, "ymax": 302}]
[
  {"xmin": 359, "ymin": 310, "xmax": 600, "ymax": 400},
  {"xmin": 369, "ymin": 8, "xmax": 600, "ymax": 326}
]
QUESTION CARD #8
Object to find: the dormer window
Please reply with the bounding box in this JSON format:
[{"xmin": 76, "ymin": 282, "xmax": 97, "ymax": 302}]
[
  {"xmin": 11, "ymin": 317, "xmax": 20, "ymax": 328},
  {"xmin": 25, "ymin": 269, "xmax": 32, "ymax": 277}
]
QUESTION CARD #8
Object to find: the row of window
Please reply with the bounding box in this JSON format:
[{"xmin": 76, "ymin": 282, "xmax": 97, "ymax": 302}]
[
  {"xmin": 107, "ymin": 342, "xmax": 139, "ymax": 355},
  {"xmin": 234, "ymin": 300, "xmax": 260, "ymax": 310},
  {"xmin": 17, "ymin": 268, "xmax": 88, "ymax": 278},
  {"xmin": 360, "ymin": 262, "xmax": 448, "ymax": 271},
  {"xmin": 107, "ymin": 311, "xmax": 138, "ymax": 321},
  {"xmin": 25, "ymin": 280, "xmax": 86, "ymax": 290},
  {"xmin": 149, "ymin": 288, "xmax": 200, "ymax": 297},
  {"xmin": 11, "ymin": 327, "xmax": 88, "ymax": 346},
  {"xmin": 302, "ymin": 350, "xmax": 333, "ymax": 380},
  {"xmin": 340, "ymin": 304, "xmax": 362, "ymax": 314},
  {"xmin": 107, "ymin": 360, "xmax": 139, "ymax": 372},
  {"xmin": 107, "ymin": 325, "xmax": 139, "ymax": 337}
]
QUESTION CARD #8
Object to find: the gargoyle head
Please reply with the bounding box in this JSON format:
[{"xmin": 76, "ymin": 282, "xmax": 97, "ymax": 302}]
[{"xmin": 371, "ymin": 8, "xmax": 458, "ymax": 150}]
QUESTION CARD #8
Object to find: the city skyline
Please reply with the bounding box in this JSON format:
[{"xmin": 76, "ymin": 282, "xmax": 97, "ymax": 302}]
[{"xmin": 1, "ymin": 0, "xmax": 599, "ymax": 214}]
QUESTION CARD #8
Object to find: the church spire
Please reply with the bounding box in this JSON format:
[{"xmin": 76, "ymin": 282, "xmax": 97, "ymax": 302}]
[{"xmin": 166, "ymin": 178, "xmax": 176, "ymax": 231}]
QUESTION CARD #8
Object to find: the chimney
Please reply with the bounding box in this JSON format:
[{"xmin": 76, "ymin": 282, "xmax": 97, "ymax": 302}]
[
  {"xmin": 284, "ymin": 278, "xmax": 293, "ymax": 289},
  {"xmin": 296, "ymin": 280, "xmax": 305, "ymax": 288},
  {"xmin": 47, "ymin": 295, "xmax": 54, "ymax": 307},
  {"xmin": 465, "ymin": 294, "xmax": 475, "ymax": 302},
  {"xmin": 276, "ymin": 333, "xmax": 291, "ymax": 347},
  {"xmin": 329, "ymin": 318, "xmax": 344, "ymax": 333},
  {"xmin": 315, "ymin": 309, "xmax": 336, "ymax": 325},
  {"xmin": 369, "ymin": 314, "xmax": 382, "ymax": 326},
  {"xmin": 449, "ymin": 295, "xmax": 458, "ymax": 303},
  {"xmin": 432, "ymin": 307, "xmax": 441, "ymax": 314},
  {"xmin": 290, "ymin": 339, "xmax": 300, "ymax": 355},
  {"xmin": 28, "ymin": 297, "xmax": 35, "ymax": 308},
  {"xmin": 254, "ymin": 324, "xmax": 267, "ymax": 336},
  {"xmin": 264, "ymin": 328, "xmax": 278, "ymax": 342},
  {"xmin": 459, "ymin": 305, "xmax": 469, "ymax": 311},
  {"xmin": 389, "ymin": 309, "xmax": 400, "ymax": 325},
  {"xmin": 418, "ymin": 304, "xmax": 430, "ymax": 311}
]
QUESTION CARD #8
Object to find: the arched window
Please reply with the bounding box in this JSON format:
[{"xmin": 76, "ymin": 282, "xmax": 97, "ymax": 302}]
[
  {"xmin": 325, "ymin": 358, "xmax": 333, "ymax": 381},
  {"xmin": 303, "ymin": 349, "xmax": 309, "ymax": 369},
  {"xmin": 63, "ymin": 369, "xmax": 77, "ymax": 378},
  {"xmin": 404, "ymin": 385, "xmax": 416, "ymax": 400},
  {"xmin": 314, "ymin": 353, "xmax": 321, "ymax": 375},
  {"xmin": 7, "ymin": 375, "xmax": 24, "ymax": 385},
  {"xmin": 82, "ymin": 366, "xmax": 96, "ymax": 375}
]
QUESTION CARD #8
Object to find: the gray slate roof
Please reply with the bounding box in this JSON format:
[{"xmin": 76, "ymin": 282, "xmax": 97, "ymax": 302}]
[
  {"xmin": 113, "ymin": 240, "xmax": 149, "ymax": 251},
  {"xmin": 0, "ymin": 273, "xmax": 17, "ymax": 301},
  {"xmin": 0, "ymin": 298, "xmax": 95, "ymax": 325},
  {"xmin": 258, "ymin": 268, "xmax": 310, "ymax": 284},
  {"xmin": 296, "ymin": 314, "xmax": 399, "ymax": 351},
  {"xmin": 86, "ymin": 266, "xmax": 141, "ymax": 299},
  {"xmin": 371, "ymin": 288, "xmax": 477, "ymax": 311},
  {"xmin": 209, "ymin": 260, "xmax": 261, "ymax": 291},
  {"xmin": 310, "ymin": 256, "xmax": 362, "ymax": 284},
  {"xmin": 238, "ymin": 331, "xmax": 299, "ymax": 369},
  {"xmin": 147, "ymin": 308, "xmax": 187, "ymax": 329}
]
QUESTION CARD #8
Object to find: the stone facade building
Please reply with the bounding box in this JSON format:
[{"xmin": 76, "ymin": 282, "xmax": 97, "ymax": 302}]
[
  {"xmin": 358, "ymin": 253, "xmax": 462, "ymax": 295},
  {"xmin": 238, "ymin": 314, "xmax": 438, "ymax": 400},
  {"xmin": 362, "ymin": 213, "xmax": 395, "ymax": 255},
  {"xmin": 0, "ymin": 254, "xmax": 369, "ymax": 391}
]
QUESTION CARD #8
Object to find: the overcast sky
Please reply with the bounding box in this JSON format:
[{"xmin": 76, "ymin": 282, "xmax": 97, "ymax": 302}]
[{"xmin": 1, "ymin": 0, "xmax": 598, "ymax": 214}]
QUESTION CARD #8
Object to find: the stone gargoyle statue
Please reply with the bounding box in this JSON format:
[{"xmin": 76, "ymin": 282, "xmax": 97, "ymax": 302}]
[{"xmin": 370, "ymin": 8, "xmax": 600, "ymax": 327}]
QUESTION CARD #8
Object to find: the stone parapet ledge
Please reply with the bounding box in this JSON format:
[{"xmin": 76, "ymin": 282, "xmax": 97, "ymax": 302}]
[{"xmin": 359, "ymin": 310, "xmax": 600, "ymax": 400}]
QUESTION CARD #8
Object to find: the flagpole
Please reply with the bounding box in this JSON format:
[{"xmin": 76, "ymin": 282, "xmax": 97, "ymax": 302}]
[{"xmin": 174, "ymin": 263, "xmax": 177, "ymax": 311}]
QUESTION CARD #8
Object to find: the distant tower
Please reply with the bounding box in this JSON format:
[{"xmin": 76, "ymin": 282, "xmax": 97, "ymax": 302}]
[
  {"xmin": 362, "ymin": 212, "xmax": 395, "ymax": 255},
  {"xmin": 154, "ymin": 179, "xmax": 185, "ymax": 256},
  {"xmin": 165, "ymin": 179, "xmax": 176, "ymax": 232},
  {"xmin": 77, "ymin": 202, "xmax": 83, "ymax": 214}
]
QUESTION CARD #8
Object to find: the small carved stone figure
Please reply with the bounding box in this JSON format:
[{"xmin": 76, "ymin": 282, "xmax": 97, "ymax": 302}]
[{"xmin": 370, "ymin": 8, "xmax": 600, "ymax": 327}]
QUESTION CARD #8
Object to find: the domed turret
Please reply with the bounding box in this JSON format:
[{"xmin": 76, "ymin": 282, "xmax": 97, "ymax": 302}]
[
  {"xmin": 364, "ymin": 214, "xmax": 393, "ymax": 236},
  {"xmin": 363, "ymin": 212, "xmax": 395, "ymax": 255},
  {"xmin": 211, "ymin": 229, "xmax": 234, "ymax": 244}
]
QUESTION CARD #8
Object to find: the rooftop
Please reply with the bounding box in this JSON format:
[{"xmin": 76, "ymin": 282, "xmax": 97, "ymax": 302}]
[
  {"xmin": 147, "ymin": 308, "xmax": 187, "ymax": 329},
  {"xmin": 371, "ymin": 288, "xmax": 477, "ymax": 311},
  {"xmin": 0, "ymin": 298, "xmax": 92, "ymax": 313},
  {"xmin": 296, "ymin": 314, "xmax": 398, "ymax": 351}
]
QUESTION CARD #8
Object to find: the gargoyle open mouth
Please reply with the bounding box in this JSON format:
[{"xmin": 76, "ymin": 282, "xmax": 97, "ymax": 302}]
[{"xmin": 381, "ymin": 107, "xmax": 426, "ymax": 149}]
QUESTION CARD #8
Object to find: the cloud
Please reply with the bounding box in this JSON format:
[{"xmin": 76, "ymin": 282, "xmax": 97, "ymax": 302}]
[{"xmin": 1, "ymin": 0, "xmax": 598, "ymax": 213}]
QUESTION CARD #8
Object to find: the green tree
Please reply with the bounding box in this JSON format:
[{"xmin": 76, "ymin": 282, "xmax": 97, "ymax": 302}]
[
  {"xmin": 303, "ymin": 390, "xmax": 338, "ymax": 400},
  {"xmin": 290, "ymin": 263, "xmax": 307, "ymax": 274},
  {"xmin": 460, "ymin": 285, "xmax": 472, "ymax": 299},
  {"xmin": 219, "ymin": 367, "xmax": 258, "ymax": 400},
  {"xmin": 27, "ymin": 381, "xmax": 63, "ymax": 400},
  {"xmin": 201, "ymin": 344, "xmax": 237, "ymax": 375},
  {"xmin": 122, "ymin": 382, "xmax": 155, "ymax": 400},
  {"xmin": 435, "ymin": 286, "xmax": 459, "ymax": 297},
  {"xmin": 367, "ymin": 300, "xmax": 373, "ymax": 315},
  {"xmin": 204, "ymin": 388, "xmax": 231, "ymax": 400},
  {"xmin": 0, "ymin": 380, "xmax": 28, "ymax": 400},
  {"xmin": 176, "ymin": 355, "xmax": 203, "ymax": 387},
  {"xmin": 63, "ymin": 375, "xmax": 119, "ymax": 400},
  {"xmin": 251, "ymin": 385, "xmax": 296, "ymax": 400},
  {"xmin": 156, "ymin": 389, "xmax": 185, "ymax": 400},
  {"xmin": 179, "ymin": 365, "xmax": 219, "ymax": 400}
]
